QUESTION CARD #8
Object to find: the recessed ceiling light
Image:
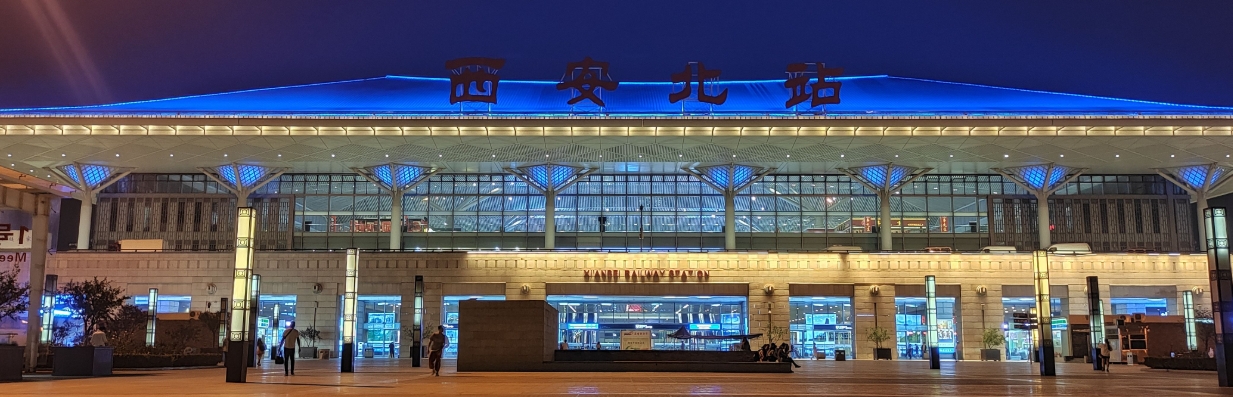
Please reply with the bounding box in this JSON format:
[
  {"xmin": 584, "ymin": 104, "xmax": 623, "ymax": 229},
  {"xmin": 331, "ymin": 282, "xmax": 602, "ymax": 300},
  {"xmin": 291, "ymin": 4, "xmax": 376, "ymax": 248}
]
[
  {"xmin": 949, "ymin": 154, "xmax": 953, "ymax": 157},
  {"xmin": 61, "ymin": 154, "xmax": 65, "ymax": 157},
  {"xmin": 1115, "ymin": 154, "xmax": 1120, "ymax": 158},
  {"xmin": 894, "ymin": 155, "xmax": 899, "ymax": 158},
  {"xmin": 1170, "ymin": 154, "xmax": 1175, "ymax": 158},
  {"xmin": 786, "ymin": 155, "xmax": 790, "ymax": 158},
  {"xmin": 170, "ymin": 154, "xmax": 174, "ymax": 157},
  {"xmin": 333, "ymin": 154, "xmax": 337, "ymax": 157},
  {"xmin": 385, "ymin": 154, "xmax": 389, "ymax": 158},
  {"xmin": 492, "ymin": 154, "xmax": 496, "ymax": 157},
  {"xmin": 840, "ymin": 154, "xmax": 845, "ymax": 158},
  {"xmin": 1003, "ymin": 154, "xmax": 1009, "ymax": 158},
  {"xmin": 732, "ymin": 154, "xmax": 736, "ymax": 158},
  {"xmin": 1059, "ymin": 154, "xmax": 1064, "ymax": 157},
  {"xmin": 223, "ymin": 154, "xmax": 228, "ymax": 157},
  {"xmin": 115, "ymin": 154, "xmax": 120, "ymax": 157},
  {"xmin": 277, "ymin": 154, "xmax": 282, "ymax": 157}
]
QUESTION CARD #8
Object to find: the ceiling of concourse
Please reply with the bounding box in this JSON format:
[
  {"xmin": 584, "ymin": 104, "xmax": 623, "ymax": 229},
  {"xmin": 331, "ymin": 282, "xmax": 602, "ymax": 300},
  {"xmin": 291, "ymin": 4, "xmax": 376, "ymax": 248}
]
[{"xmin": 1, "ymin": 129, "xmax": 1232, "ymax": 178}]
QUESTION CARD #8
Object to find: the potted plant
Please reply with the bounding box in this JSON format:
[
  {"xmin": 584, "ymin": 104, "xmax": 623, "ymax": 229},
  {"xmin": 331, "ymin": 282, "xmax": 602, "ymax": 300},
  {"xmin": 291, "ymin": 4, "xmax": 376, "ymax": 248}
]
[
  {"xmin": 981, "ymin": 328, "xmax": 1005, "ymax": 361},
  {"xmin": 54, "ymin": 278, "xmax": 126, "ymax": 376},
  {"xmin": 300, "ymin": 327, "xmax": 321, "ymax": 359},
  {"xmin": 0, "ymin": 263, "xmax": 29, "ymax": 380},
  {"xmin": 866, "ymin": 326, "xmax": 892, "ymax": 360}
]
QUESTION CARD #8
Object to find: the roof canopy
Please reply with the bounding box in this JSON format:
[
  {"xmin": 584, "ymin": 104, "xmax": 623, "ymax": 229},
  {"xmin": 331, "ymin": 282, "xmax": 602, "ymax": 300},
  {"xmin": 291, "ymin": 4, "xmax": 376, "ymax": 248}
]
[{"xmin": 2, "ymin": 75, "xmax": 1229, "ymax": 118}]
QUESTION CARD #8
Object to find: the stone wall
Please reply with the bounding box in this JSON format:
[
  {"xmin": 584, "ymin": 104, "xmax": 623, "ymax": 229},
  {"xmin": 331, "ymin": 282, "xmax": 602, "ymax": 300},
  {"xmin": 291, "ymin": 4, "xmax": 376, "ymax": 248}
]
[
  {"xmin": 44, "ymin": 251, "xmax": 1212, "ymax": 360},
  {"xmin": 456, "ymin": 300, "xmax": 558, "ymax": 371}
]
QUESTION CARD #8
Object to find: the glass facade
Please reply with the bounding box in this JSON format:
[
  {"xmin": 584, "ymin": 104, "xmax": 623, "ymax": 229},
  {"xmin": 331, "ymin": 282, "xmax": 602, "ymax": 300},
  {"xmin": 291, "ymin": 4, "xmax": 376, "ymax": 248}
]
[
  {"xmin": 895, "ymin": 297, "xmax": 958, "ymax": 359},
  {"xmin": 1110, "ymin": 298, "xmax": 1170, "ymax": 316},
  {"xmin": 788, "ymin": 297, "xmax": 853, "ymax": 358},
  {"xmin": 442, "ymin": 295, "xmax": 506, "ymax": 359},
  {"xmin": 98, "ymin": 172, "xmax": 1192, "ymax": 252},
  {"xmin": 349, "ymin": 296, "xmax": 401, "ymax": 357},
  {"xmin": 132, "ymin": 295, "xmax": 192, "ymax": 314},
  {"xmin": 1001, "ymin": 297, "xmax": 1067, "ymax": 361},
  {"xmin": 255, "ymin": 295, "xmax": 296, "ymax": 352},
  {"xmin": 549, "ymin": 295, "xmax": 747, "ymax": 351}
]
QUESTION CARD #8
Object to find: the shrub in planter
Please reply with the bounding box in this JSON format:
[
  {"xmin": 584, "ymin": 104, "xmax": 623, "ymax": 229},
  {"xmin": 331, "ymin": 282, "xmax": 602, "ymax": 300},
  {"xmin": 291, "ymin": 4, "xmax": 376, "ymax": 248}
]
[
  {"xmin": 866, "ymin": 326, "xmax": 892, "ymax": 360},
  {"xmin": 981, "ymin": 328, "xmax": 1005, "ymax": 361},
  {"xmin": 300, "ymin": 327, "xmax": 321, "ymax": 359}
]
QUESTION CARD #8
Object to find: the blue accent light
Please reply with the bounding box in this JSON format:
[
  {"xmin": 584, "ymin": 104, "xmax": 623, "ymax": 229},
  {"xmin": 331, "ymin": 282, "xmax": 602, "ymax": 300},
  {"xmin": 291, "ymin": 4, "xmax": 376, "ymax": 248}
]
[
  {"xmin": 861, "ymin": 167, "xmax": 889, "ymax": 188},
  {"xmin": 731, "ymin": 165, "xmax": 755, "ymax": 189},
  {"xmin": 218, "ymin": 166, "xmax": 239, "ymax": 187},
  {"xmin": 373, "ymin": 165, "xmax": 394, "ymax": 188},
  {"xmin": 1014, "ymin": 164, "xmax": 1075, "ymax": 191},
  {"xmin": 3, "ymin": 75, "xmax": 1229, "ymax": 117},
  {"xmin": 393, "ymin": 165, "xmax": 426, "ymax": 190},
  {"xmin": 80, "ymin": 164, "xmax": 112, "ymax": 187},
  {"xmin": 526, "ymin": 165, "xmax": 551, "ymax": 190},
  {"xmin": 65, "ymin": 166, "xmax": 82, "ymax": 185},
  {"xmin": 1177, "ymin": 165, "xmax": 1216, "ymax": 190},
  {"xmin": 705, "ymin": 167, "xmax": 731, "ymax": 190},
  {"xmin": 887, "ymin": 166, "xmax": 910, "ymax": 188},
  {"xmin": 698, "ymin": 164, "xmax": 763, "ymax": 191},
  {"xmin": 237, "ymin": 165, "xmax": 266, "ymax": 187},
  {"xmin": 549, "ymin": 165, "xmax": 574, "ymax": 190}
]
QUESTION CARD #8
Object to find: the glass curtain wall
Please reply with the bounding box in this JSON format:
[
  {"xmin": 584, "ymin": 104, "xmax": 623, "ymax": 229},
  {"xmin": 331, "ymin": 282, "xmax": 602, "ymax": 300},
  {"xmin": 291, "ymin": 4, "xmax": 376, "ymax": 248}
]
[
  {"xmin": 549, "ymin": 296, "xmax": 747, "ymax": 351},
  {"xmin": 102, "ymin": 173, "xmax": 1185, "ymax": 251},
  {"xmin": 255, "ymin": 295, "xmax": 297, "ymax": 353},
  {"xmin": 1001, "ymin": 297, "xmax": 1067, "ymax": 361},
  {"xmin": 895, "ymin": 297, "xmax": 958, "ymax": 360},
  {"xmin": 348, "ymin": 296, "xmax": 401, "ymax": 358},
  {"xmin": 442, "ymin": 295, "xmax": 507, "ymax": 359},
  {"xmin": 131, "ymin": 295, "xmax": 192, "ymax": 313},
  {"xmin": 788, "ymin": 297, "xmax": 854, "ymax": 358},
  {"xmin": 1110, "ymin": 298, "xmax": 1170, "ymax": 316}
]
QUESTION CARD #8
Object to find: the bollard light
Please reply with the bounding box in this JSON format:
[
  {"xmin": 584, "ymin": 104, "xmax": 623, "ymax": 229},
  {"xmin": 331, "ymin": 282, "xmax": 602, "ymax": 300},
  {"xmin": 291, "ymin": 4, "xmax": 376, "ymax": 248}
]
[{"xmin": 225, "ymin": 207, "xmax": 256, "ymax": 383}]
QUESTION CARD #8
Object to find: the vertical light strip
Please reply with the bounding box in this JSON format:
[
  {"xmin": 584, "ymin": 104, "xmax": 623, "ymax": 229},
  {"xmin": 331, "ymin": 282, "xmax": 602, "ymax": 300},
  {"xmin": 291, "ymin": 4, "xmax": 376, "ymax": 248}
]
[
  {"xmin": 924, "ymin": 275, "xmax": 939, "ymax": 348},
  {"xmin": 413, "ymin": 275, "xmax": 424, "ymax": 367},
  {"xmin": 1184, "ymin": 290, "xmax": 1197, "ymax": 351},
  {"xmin": 146, "ymin": 288, "xmax": 158, "ymax": 347},
  {"xmin": 1204, "ymin": 207, "xmax": 1233, "ymax": 386},
  {"xmin": 228, "ymin": 208, "xmax": 255, "ymax": 343},
  {"xmin": 218, "ymin": 297, "xmax": 228, "ymax": 348},
  {"xmin": 1086, "ymin": 276, "xmax": 1105, "ymax": 371},
  {"xmin": 40, "ymin": 275, "xmax": 57, "ymax": 344},
  {"xmin": 1032, "ymin": 250, "xmax": 1056, "ymax": 376},
  {"xmin": 342, "ymin": 249, "xmax": 359, "ymax": 344}
]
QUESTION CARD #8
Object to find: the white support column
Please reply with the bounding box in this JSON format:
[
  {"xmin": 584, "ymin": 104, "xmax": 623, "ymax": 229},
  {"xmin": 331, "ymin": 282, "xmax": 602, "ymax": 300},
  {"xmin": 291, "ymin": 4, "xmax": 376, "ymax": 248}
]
[
  {"xmin": 1197, "ymin": 194, "xmax": 1210, "ymax": 250},
  {"xmin": 879, "ymin": 191, "xmax": 892, "ymax": 251},
  {"xmin": 24, "ymin": 195, "xmax": 53, "ymax": 373},
  {"xmin": 1037, "ymin": 192, "xmax": 1051, "ymax": 249},
  {"xmin": 77, "ymin": 197, "xmax": 93, "ymax": 250},
  {"xmin": 724, "ymin": 192, "xmax": 736, "ymax": 250},
  {"xmin": 390, "ymin": 192, "xmax": 403, "ymax": 250},
  {"xmin": 545, "ymin": 191, "xmax": 557, "ymax": 250}
]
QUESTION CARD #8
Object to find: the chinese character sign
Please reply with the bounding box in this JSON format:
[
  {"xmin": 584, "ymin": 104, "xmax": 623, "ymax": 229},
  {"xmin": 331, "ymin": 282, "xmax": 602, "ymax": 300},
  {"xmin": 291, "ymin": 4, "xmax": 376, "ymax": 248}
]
[
  {"xmin": 0, "ymin": 224, "xmax": 31, "ymax": 249},
  {"xmin": 669, "ymin": 62, "xmax": 728, "ymax": 105},
  {"xmin": 446, "ymin": 57, "xmax": 506, "ymax": 104},
  {"xmin": 784, "ymin": 62, "xmax": 843, "ymax": 108},
  {"xmin": 556, "ymin": 57, "xmax": 619, "ymax": 107}
]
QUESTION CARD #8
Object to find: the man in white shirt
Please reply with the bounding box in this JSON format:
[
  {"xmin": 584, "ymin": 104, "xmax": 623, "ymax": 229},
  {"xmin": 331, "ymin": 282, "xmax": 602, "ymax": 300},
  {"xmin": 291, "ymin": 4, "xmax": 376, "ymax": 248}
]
[
  {"xmin": 280, "ymin": 322, "xmax": 302, "ymax": 376},
  {"xmin": 89, "ymin": 326, "xmax": 108, "ymax": 347}
]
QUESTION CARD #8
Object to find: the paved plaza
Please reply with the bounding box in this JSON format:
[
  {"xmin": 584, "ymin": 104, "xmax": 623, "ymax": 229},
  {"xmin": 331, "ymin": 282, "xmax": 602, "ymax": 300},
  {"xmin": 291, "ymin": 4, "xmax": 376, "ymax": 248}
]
[{"xmin": 3, "ymin": 359, "xmax": 1230, "ymax": 396}]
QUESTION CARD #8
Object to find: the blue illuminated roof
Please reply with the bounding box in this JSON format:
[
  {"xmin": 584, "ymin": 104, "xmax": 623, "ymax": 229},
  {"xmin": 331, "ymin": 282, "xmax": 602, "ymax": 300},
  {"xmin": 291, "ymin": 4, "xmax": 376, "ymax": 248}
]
[
  {"xmin": 1001, "ymin": 163, "xmax": 1082, "ymax": 192},
  {"xmin": 2, "ymin": 75, "xmax": 1230, "ymax": 118},
  {"xmin": 844, "ymin": 164, "xmax": 925, "ymax": 191},
  {"xmin": 693, "ymin": 164, "xmax": 770, "ymax": 193},
  {"xmin": 521, "ymin": 164, "xmax": 585, "ymax": 192},
  {"xmin": 1173, "ymin": 164, "xmax": 1228, "ymax": 191}
]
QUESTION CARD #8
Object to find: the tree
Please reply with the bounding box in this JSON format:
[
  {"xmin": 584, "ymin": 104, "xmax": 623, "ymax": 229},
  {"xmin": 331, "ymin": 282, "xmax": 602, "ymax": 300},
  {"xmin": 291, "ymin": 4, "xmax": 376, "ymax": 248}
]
[
  {"xmin": 99, "ymin": 305, "xmax": 148, "ymax": 354},
  {"xmin": 60, "ymin": 278, "xmax": 126, "ymax": 345},
  {"xmin": 0, "ymin": 263, "xmax": 29, "ymax": 321}
]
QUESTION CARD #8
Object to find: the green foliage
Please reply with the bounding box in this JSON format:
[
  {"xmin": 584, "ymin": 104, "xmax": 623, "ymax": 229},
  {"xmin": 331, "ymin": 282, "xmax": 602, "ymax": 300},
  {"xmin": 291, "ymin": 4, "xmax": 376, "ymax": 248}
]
[
  {"xmin": 98, "ymin": 305, "xmax": 149, "ymax": 353},
  {"xmin": 303, "ymin": 327, "xmax": 321, "ymax": 347},
  {"xmin": 0, "ymin": 263, "xmax": 29, "ymax": 321},
  {"xmin": 766, "ymin": 325, "xmax": 789, "ymax": 345},
  {"xmin": 865, "ymin": 326, "xmax": 891, "ymax": 349},
  {"xmin": 982, "ymin": 328, "xmax": 1006, "ymax": 349},
  {"xmin": 60, "ymin": 277, "xmax": 126, "ymax": 345}
]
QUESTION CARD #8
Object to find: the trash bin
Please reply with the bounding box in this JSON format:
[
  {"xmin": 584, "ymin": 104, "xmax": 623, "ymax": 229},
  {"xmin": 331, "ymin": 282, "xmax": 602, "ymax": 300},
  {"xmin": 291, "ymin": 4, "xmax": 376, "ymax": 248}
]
[
  {"xmin": 318, "ymin": 349, "xmax": 330, "ymax": 360},
  {"xmin": 1126, "ymin": 353, "xmax": 1136, "ymax": 365},
  {"xmin": 363, "ymin": 347, "xmax": 375, "ymax": 358},
  {"xmin": 835, "ymin": 350, "xmax": 846, "ymax": 361}
]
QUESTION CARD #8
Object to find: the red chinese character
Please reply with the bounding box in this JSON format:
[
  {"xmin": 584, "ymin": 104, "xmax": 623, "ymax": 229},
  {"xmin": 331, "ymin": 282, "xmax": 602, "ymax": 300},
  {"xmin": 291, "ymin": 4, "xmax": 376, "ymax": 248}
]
[
  {"xmin": 446, "ymin": 57, "xmax": 506, "ymax": 104},
  {"xmin": 669, "ymin": 62, "xmax": 728, "ymax": 105},
  {"xmin": 556, "ymin": 57, "xmax": 619, "ymax": 106},
  {"xmin": 784, "ymin": 62, "xmax": 843, "ymax": 108},
  {"xmin": 0, "ymin": 224, "xmax": 12, "ymax": 241}
]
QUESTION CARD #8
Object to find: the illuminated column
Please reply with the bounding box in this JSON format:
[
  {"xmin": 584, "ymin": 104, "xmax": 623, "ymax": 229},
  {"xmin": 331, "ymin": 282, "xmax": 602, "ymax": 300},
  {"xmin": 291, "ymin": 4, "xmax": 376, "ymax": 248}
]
[
  {"xmin": 247, "ymin": 275, "xmax": 261, "ymax": 368},
  {"xmin": 411, "ymin": 275, "xmax": 424, "ymax": 367},
  {"xmin": 199, "ymin": 163, "xmax": 289, "ymax": 206},
  {"xmin": 225, "ymin": 207, "xmax": 256, "ymax": 383},
  {"xmin": 684, "ymin": 164, "xmax": 776, "ymax": 250},
  {"xmin": 146, "ymin": 289, "xmax": 158, "ymax": 347},
  {"xmin": 993, "ymin": 164, "xmax": 1086, "ymax": 249},
  {"xmin": 353, "ymin": 164, "xmax": 440, "ymax": 250},
  {"xmin": 48, "ymin": 162, "xmax": 134, "ymax": 249},
  {"xmin": 839, "ymin": 164, "xmax": 931, "ymax": 251},
  {"xmin": 925, "ymin": 275, "xmax": 940, "ymax": 370},
  {"xmin": 1086, "ymin": 276, "xmax": 1104, "ymax": 371},
  {"xmin": 1156, "ymin": 164, "xmax": 1233, "ymax": 250},
  {"xmin": 1184, "ymin": 290, "xmax": 1198, "ymax": 351},
  {"xmin": 505, "ymin": 164, "xmax": 595, "ymax": 250},
  {"xmin": 24, "ymin": 195, "xmax": 55, "ymax": 373},
  {"xmin": 217, "ymin": 297, "xmax": 229, "ymax": 349},
  {"xmin": 1032, "ymin": 251, "xmax": 1056, "ymax": 376},
  {"xmin": 341, "ymin": 248, "xmax": 359, "ymax": 373},
  {"xmin": 1203, "ymin": 207, "xmax": 1233, "ymax": 386},
  {"xmin": 40, "ymin": 275, "xmax": 57, "ymax": 344}
]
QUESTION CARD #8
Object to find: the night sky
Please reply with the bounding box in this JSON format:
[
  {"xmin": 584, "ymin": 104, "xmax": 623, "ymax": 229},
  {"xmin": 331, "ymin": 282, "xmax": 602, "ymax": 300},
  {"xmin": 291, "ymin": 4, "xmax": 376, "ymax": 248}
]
[{"xmin": 1, "ymin": 0, "xmax": 1229, "ymax": 108}]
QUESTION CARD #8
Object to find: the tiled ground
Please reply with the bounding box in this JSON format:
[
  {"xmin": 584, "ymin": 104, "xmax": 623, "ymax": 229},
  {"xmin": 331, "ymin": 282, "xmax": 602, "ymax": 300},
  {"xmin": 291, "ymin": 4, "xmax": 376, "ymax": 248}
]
[{"xmin": 4, "ymin": 358, "xmax": 1229, "ymax": 396}]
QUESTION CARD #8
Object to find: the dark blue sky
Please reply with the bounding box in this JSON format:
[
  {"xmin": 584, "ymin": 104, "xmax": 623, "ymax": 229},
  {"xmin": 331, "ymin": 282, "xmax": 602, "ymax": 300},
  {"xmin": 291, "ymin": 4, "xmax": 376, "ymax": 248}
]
[{"xmin": 1, "ymin": 0, "xmax": 1229, "ymax": 108}]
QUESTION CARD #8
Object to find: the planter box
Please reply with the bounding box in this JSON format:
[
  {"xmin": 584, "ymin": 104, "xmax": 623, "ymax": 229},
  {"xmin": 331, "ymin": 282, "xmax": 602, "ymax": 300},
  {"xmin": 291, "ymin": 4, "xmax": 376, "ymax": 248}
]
[
  {"xmin": 1143, "ymin": 357, "xmax": 1217, "ymax": 371},
  {"xmin": 113, "ymin": 354, "xmax": 222, "ymax": 368},
  {"xmin": 299, "ymin": 347, "xmax": 318, "ymax": 359},
  {"xmin": 981, "ymin": 349, "xmax": 1001, "ymax": 362},
  {"xmin": 0, "ymin": 345, "xmax": 23, "ymax": 381},
  {"xmin": 52, "ymin": 347, "xmax": 113, "ymax": 377},
  {"xmin": 874, "ymin": 348, "xmax": 893, "ymax": 360}
]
